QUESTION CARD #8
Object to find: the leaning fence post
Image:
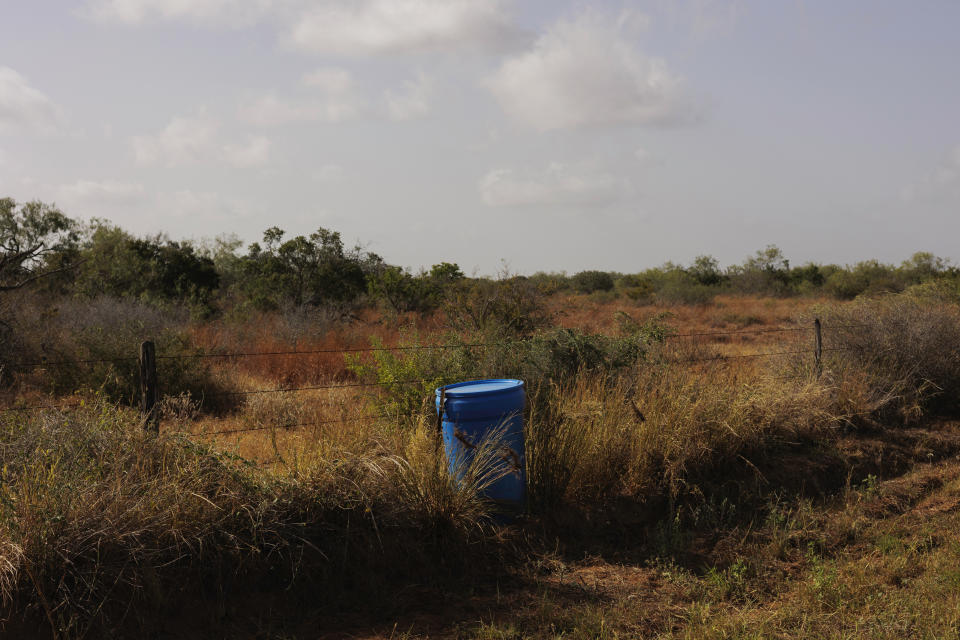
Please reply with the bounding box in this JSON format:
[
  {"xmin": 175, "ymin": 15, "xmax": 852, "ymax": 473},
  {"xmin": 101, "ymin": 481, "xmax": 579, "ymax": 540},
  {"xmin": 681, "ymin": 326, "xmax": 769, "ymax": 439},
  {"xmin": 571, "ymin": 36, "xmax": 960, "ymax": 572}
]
[
  {"xmin": 139, "ymin": 340, "xmax": 159, "ymax": 431},
  {"xmin": 436, "ymin": 388, "xmax": 446, "ymax": 442},
  {"xmin": 814, "ymin": 318, "xmax": 823, "ymax": 379}
]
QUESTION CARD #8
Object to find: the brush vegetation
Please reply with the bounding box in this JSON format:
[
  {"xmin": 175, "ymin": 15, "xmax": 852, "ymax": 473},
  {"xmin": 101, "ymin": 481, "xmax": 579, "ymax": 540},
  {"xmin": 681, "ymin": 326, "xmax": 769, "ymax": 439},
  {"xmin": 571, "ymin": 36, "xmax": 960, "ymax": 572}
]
[{"xmin": 3, "ymin": 196, "xmax": 960, "ymax": 637}]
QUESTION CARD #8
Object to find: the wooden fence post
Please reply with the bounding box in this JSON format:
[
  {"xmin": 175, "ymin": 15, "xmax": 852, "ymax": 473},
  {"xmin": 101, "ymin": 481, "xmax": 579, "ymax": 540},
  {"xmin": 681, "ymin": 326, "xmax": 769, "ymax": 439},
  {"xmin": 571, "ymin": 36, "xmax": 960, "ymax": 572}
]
[
  {"xmin": 814, "ymin": 318, "xmax": 822, "ymax": 379},
  {"xmin": 139, "ymin": 340, "xmax": 159, "ymax": 431},
  {"xmin": 436, "ymin": 388, "xmax": 446, "ymax": 439}
]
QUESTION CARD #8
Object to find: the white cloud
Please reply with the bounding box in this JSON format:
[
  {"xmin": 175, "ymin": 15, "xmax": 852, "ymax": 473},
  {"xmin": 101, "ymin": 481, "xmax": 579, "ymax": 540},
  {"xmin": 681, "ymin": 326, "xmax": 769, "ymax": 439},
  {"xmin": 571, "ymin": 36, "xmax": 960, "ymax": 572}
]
[
  {"xmin": 59, "ymin": 179, "xmax": 145, "ymax": 203},
  {"xmin": 616, "ymin": 7, "xmax": 651, "ymax": 36},
  {"xmin": 0, "ymin": 67, "xmax": 63, "ymax": 134},
  {"xmin": 240, "ymin": 71, "xmax": 365, "ymax": 126},
  {"xmin": 302, "ymin": 67, "xmax": 355, "ymax": 93},
  {"xmin": 901, "ymin": 145, "xmax": 960, "ymax": 202},
  {"xmin": 479, "ymin": 161, "xmax": 628, "ymax": 207},
  {"xmin": 239, "ymin": 94, "xmax": 318, "ymax": 126},
  {"xmin": 158, "ymin": 189, "xmax": 256, "ymax": 221},
  {"xmin": 132, "ymin": 113, "xmax": 270, "ymax": 167},
  {"xmin": 689, "ymin": 0, "xmax": 742, "ymax": 37},
  {"xmin": 83, "ymin": 0, "xmax": 277, "ymax": 26},
  {"xmin": 486, "ymin": 12, "xmax": 692, "ymax": 131},
  {"xmin": 132, "ymin": 114, "xmax": 219, "ymax": 166},
  {"xmin": 238, "ymin": 93, "xmax": 363, "ymax": 125},
  {"xmin": 384, "ymin": 73, "xmax": 432, "ymax": 121},
  {"xmin": 287, "ymin": 0, "xmax": 521, "ymax": 55},
  {"xmin": 222, "ymin": 135, "xmax": 271, "ymax": 167},
  {"xmin": 246, "ymin": 69, "xmax": 432, "ymax": 125}
]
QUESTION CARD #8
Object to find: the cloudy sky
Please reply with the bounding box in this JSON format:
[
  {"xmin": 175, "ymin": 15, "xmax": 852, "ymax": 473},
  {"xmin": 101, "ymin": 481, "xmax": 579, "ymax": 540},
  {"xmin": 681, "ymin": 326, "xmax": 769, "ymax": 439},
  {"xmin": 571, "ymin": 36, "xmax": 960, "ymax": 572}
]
[{"xmin": 1, "ymin": 1, "xmax": 958, "ymax": 274}]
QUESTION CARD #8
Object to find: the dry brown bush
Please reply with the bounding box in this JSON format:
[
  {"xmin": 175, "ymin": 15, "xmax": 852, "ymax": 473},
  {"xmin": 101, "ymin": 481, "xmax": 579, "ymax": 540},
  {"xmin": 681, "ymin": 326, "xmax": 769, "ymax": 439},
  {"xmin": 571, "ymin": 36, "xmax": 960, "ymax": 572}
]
[{"xmin": 813, "ymin": 295, "xmax": 960, "ymax": 418}]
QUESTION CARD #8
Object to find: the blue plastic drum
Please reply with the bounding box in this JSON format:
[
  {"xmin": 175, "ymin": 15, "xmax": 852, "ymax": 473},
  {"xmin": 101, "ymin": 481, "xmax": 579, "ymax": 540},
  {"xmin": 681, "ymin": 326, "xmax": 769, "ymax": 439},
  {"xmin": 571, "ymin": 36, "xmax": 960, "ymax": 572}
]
[{"xmin": 436, "ymin": 379, "xmax": 526, "ymax": 510}]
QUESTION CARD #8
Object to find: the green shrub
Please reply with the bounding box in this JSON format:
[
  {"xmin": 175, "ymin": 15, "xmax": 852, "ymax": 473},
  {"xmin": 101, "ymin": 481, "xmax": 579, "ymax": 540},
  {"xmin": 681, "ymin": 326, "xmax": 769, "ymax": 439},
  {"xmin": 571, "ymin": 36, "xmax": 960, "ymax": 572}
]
[
  {"xmin": 367, "ymin": 266, "xmax": 435, "ymax": 313},
  {"xmin": 616, "ymin": 274, "xmax": 656, "ymax": 302},
  {"xmin": 345, "ymin": 332, "xmax": 478, "ymax": 417},
  {"xmin": 350, "ymin": 317, "xmax": 669, "ymax": 420},
  {"xmin": 367, "ymin": 262, "xmax": 464, "ymax": 314},
  {"xmin": 824, "ymin": 260, "xmax": 904, "ymax": 300},
  {"xmin": 823, "ymin": 269, "xmax": 868, "ymax": 300},
  {"xmin": 519, "ymin": 328, "xmax": 649, "ymax": 383},
  {"xmin": 236, "ymin": 226, "xmax": 378, "ymax": 310},
  {"xmin": 527, "ymin": 271, "xmax": 570, "ymax": 295},
  {"xmin": 688, "ymin": 255, "xmax": 724, "ymax": 286},
  {"xmin": 899, "ymin": 251, "xmax": 954, "ymax": 285},
  {"xmin": 587, "ymin": 289, "xmax": 618, "ymax": 303},
  {"xmin": 70, "ymin": 223, "xmax": 219, "ymax": 311},
  {"xmin": 904, "ymin": 278, "xmax": 960, "ymax": 304},
  {"xmin": 728, "ymin": 245, "xmax": 793, "ymax": 295},
  {"xmin": 571, "ymin": 270, "xmax": 615, "ymax": 293},
  {"xmin": 656, "ymin": 273, "xmax": 716, "ymax": 305}
]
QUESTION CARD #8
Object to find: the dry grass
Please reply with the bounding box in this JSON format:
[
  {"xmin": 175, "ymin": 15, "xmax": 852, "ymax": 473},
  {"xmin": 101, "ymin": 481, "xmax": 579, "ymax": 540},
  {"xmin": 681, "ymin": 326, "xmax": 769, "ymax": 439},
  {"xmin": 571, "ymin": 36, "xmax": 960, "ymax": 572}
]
[
  {"xmin": 814, "ymin": 294, "xmax": 960, "ymax": 417},
  {"xmin": 551, "ymin": 294, "xmax": 825, "ymax": 337},
  {"xmin": 189, "ymin": 306, "xmax": 445, "ymax": 385},
  {"xmin": 3, "ymin": 290, "xmax": 960, "ymax": 637},
  {"xmin": 447, "ymin": 442, "xmax": 960, "ymax": 640},
  {"xmin": 0, "ymin": 399, "xmax": 514, "ymax": 637}
]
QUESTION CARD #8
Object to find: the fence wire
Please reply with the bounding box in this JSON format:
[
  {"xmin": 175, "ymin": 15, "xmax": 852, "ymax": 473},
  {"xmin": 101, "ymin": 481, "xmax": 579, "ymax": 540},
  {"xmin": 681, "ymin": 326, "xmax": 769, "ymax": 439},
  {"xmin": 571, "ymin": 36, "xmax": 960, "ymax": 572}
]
[
  {"xmin": 6, "ymin": 322, "xmax": 871, "ymax": 370},
  {"xmin": 1, "ymin": 323, "xmax": 860, "ymax": 415},
  {"xmin": 195, "ymin": 414, "xmax": 387, "ymax": 437}
]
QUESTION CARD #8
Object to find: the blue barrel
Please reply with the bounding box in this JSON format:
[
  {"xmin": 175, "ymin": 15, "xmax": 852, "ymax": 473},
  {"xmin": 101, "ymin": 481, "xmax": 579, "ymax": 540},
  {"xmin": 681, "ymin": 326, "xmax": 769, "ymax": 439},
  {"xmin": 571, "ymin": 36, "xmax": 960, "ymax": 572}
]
[{"xmin": 436, "ymin": 379, "xmax": 526, "ymax": 511}]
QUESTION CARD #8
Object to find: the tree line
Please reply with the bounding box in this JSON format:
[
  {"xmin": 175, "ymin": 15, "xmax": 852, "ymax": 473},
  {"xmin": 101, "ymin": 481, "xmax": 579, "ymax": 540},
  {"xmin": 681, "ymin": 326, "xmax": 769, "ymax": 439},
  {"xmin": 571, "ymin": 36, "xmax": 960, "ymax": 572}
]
[{"xmin": 2, "ymin": 197, "xmax": 958, "ymax": 317}]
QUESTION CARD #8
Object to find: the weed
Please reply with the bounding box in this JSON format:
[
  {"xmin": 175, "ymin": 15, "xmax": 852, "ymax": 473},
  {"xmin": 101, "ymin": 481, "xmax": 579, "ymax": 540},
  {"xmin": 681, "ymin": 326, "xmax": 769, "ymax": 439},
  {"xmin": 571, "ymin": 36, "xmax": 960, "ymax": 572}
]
[{"xmin": 704, "ymin": 557, "xmax": 749, "ymax": 601}]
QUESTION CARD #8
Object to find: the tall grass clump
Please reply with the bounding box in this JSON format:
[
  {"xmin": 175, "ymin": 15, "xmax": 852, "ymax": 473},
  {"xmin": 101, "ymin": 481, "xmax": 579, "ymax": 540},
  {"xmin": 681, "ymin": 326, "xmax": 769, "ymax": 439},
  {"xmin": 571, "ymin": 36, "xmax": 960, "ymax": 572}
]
[
  {"xmin": 814, "ymin": 293, "xmax": 960, "ymax": 418},
  {"xmin": 524, "ymin": 358, "xmax": 863, "ymax": 521},
  {"xmin": 0, "ymin": 401, "xmax": 508, "ymax": 636}
]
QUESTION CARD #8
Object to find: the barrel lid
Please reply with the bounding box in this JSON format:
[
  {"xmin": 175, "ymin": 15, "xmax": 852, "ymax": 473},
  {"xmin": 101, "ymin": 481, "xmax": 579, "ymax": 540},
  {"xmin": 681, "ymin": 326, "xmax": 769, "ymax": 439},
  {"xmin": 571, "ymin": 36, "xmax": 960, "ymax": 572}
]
[{"xmin": 437, "ymin": 379, "xmax": 524, "ymax": 398}]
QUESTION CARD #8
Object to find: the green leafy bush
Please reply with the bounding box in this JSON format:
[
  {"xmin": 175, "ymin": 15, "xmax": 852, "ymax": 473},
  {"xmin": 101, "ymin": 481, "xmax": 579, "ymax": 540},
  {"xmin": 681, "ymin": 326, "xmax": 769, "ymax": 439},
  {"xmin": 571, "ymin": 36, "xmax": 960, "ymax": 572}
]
[
  {"xmin": 345, "ymin": 333, "xmax": 477, "ymax": 417},
  {"xmin": 236, "ymin": 226, "xmax": 380, "ymax": 310},
  {"xmin": 727, "ymin": 245, "xmax": 793, "ymax": 295},
  {"xmin": 571, "ymin": 270, "xmax": 615, "ymax": 293},
  {"xmin": 687, "ymin": 255, "xmax": 725, "ymax": 286},
  {"xmin": 349, "ymin": 316, "xmax": 669, "ymax": 420},
  {"xmin": 69, "ymin": 222, "xmax": 219, "ymax": 311},
  {"xmin": 367, "ymin": 262, "xmax": 464, "ymax": 313},
  {"xmin": 615, "ymin": 276, "xmax": 654, "ymax": 303},
  {"xmin": 904, "ymin": 278, "xmax": 960, "ymax": 304},
  {"xmin": 656, "ymin": 271, "xmax": 716, "ymax": 305},
  {"xmin": 527, "ymin": 271, "xmax": 570, "ymax": 295}
]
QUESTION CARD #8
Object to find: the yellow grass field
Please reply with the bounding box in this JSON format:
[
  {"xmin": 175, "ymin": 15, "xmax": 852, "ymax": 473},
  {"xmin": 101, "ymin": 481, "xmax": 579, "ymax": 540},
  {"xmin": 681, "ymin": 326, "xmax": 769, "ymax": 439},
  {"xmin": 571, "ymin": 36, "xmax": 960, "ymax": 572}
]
[{"xmin": 5, "ymin": 290, "xmax": 960, "ymax": 638}]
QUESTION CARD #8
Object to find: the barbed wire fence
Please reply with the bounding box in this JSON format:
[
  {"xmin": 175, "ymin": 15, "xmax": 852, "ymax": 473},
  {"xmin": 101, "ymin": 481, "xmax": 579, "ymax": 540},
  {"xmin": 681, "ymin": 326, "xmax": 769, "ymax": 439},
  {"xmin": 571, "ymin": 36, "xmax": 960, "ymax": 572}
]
[{"xmin": 1, "ymin": 318, "xmax": 865, "ymax": 442}]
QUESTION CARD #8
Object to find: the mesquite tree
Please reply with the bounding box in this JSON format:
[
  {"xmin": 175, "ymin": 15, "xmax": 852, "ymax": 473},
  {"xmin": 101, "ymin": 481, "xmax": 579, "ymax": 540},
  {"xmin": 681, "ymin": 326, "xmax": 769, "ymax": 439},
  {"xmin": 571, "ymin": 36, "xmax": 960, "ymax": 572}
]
[{"xmin": 0, "ymin": 198, "xmax": 78, "ymax": 293}]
